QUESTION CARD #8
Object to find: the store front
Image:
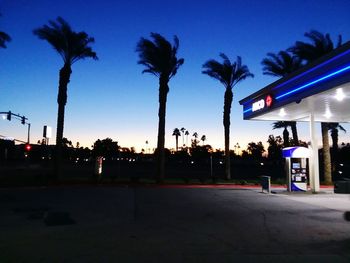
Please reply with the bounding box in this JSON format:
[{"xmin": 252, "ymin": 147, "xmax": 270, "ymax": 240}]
[{"xmin": 239, "ymin": 42, "xmax": 350, "ymax": 192}]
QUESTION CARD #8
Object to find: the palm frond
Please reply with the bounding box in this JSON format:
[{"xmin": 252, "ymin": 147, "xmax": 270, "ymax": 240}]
[
  {"xmin": 33, "ymin": 16, "xmax": 98, "ymax": 64},
  {"xmin": 328, "ymin": 123, "xmax": 346, "ymax": 133},
  {"xmin": 289, "ymin": 30, "xmax": 342, "ymax": 63},
  {"xmin": 262, "ymin": 50, "xmax": 303, "ymax": 77},
  {"xmin": 203, "ymin": 54, "xmax": 253, "ymax": 89},
  {"xmin": 202, "ymin": 59, "xmax": 226, "ymax": 85},
  {"xmin": 0, "ymin": 31, "xmax": 11, "ymax": 48},
  {"xmin": 136, "ymin": 33, "xmax": 184, "ymax": 79},
  {"xmin": 272, "ymin": 121, "xmax": 288, "ymax": 129}
]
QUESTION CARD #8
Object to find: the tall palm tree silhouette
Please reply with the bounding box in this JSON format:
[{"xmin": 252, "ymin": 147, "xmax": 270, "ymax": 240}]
[
  {"xmin": 192, "ymin": 132, "xmax": 199, "ymax": 147},
  {"xmin": 202, "ymin": 54, "xmax": 253, "ymax": 180},
  {"xmin": 33, "ymin": 17, "xmax": 98, "ymax": 180},
  {"xmin": 172, "ymin": 128, "xmax": 181, "ymax": 151},
  {"xmin": 0, "ymin": 14, "xmax": 11, "ymax": 48},
  {"xmin": 262, "ymin": 51, "xmax": 303, "ymax": 145},
  {"xmin": 289, "ymin": 30, "xmax": 342, "ymax": 184},
  {"xmin": 201, "ymin": 135, "xmax": 206, "ymax": 145},
  {"xmin": 180, "ymin": 127, "xmax": 186, "ymax": 147},
  {"xmin": 136, "ymin": 33, "xmax": 184, "ymax": 182},
  {"xmin": 185, "ymin": 130, "xmax": 189, "ymax": 147}
]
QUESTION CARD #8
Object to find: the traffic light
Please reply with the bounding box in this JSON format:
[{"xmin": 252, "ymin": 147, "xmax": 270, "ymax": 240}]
[
  {"xmin": 7, "ymin": 111, "xmax": 11, "ymax": 121},
  {"xmin": 25, "ymin": 144, "xmax": 31, "ymax": 151},
  {"xmin": 21, "ymin": 116, "xmax": 26, "ymax": 125}
]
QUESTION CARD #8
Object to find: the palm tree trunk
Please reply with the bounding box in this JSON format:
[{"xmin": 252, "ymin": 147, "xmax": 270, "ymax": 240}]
[
  {"xmin": 223, "ymin": 88, "xmax": 233, "ymax": 180},
  {"xmin": 156, "ymin": 75, "xmax": 169, "ymax": 183},
  {"xmin": 331, "ymin": 128, "xmax": 339, "ymax": 153},
  {"xmin": 330, "ymin": 128, "xmax": 339, "ymax": 175},
  {"xmin": 290, "ymin": 122, "xmax": 299, "ymax": 146},
  {"xmin": 54, "ymin": 64, "xmax": 72, "ymax": 181},
  {"xmin": 283, "ymin": 128, "xmax": 289, "ymax": 147},
  {"xmin": 175, "ymin": 136, "xmax": 178, "ymax": 151},
  {"xmin": 181, "ymin": 131, "xmax": 185, "ymax": 147},
  {"xmin": 321, "ymin": 122, "xmax": 332, "ymax": 185}
]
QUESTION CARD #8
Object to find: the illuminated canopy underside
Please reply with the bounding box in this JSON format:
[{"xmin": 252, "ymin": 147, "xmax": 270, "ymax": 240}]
[
  {"xmin": 240, "ymin": 41, "xmax": 350, "ymax": 123},
  {"xmin": 252, "ymin": 82, "xmax": 350, "ymax": 122}
]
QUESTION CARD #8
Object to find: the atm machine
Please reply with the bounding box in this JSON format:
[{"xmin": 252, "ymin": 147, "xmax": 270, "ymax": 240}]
[{"xmin": 282, "ymin": 147, "xmax": 310, "ymax": 192}]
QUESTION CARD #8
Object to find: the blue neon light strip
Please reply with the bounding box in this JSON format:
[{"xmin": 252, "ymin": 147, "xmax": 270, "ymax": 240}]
[
  {"xmin": 243, "ymin": 107, "xmax": 252, "ymax": 114},
  {"xmin": 275, "ymin": 65, "xmax": 350, "ymax": 100},
  {"xmin": 272, "ymin": 49, "xmax": 350, "ymax": 92},
  {"xmin": 241, "ymin": 48, "xmax": 350, "ymax": 106}
]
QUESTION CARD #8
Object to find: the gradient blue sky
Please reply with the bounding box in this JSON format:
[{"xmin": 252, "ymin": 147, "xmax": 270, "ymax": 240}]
[{"xmin": 1, "ymin": 0, "xmax": 350, "ymax": 151}]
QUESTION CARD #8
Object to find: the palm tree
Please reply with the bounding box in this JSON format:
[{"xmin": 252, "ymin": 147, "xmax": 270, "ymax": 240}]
[
  {"xmin": 136, "ymin": 33, "xmax": 184, "ymax": 182},
  {"xmin": 272, "ymin": 121, "xmax": 290, "ymax": 147},
  {"xmin": 172, "ymin": 128, "xmax": 181, "ymax": 151},
  {"xmin": 33, "ymin": 17, "xmax": 98, "ymax": 180},
  {"xmin": 180, "ymin": 127, "xmax": 186, "ymax": 146},
  {"xmin": 202, "ymin": 54, "xmax": 253, "ymax": 180},
  {"xmin": 185, "ymin": 130, "xmax": 189, "ymax": 146},
  {"xmin": 290, "ymin": 30, "xmax": 342, "ymax": 184},
  {"xmin": 280, "ymin": 121, "xmax": 299, "ymax": 146},
  {"xmin": 328, "ymin": 123, "xmax": 346, "ymax": 153},
  {"xmin": 262, "ymin": 51, "xmax": 302, "ymax": 145},
  {"xmin": 192, "ymin": 132, "xmax": 199, "ymax": 147},
  {"xmin": 201, "ymin": 135, "xmax": 206, "ymax": 145},
  {"xmin": 328, "ymin": 123, "xmax": 346, "ymax": 173},
  {"xmin": 0, "ymin": 14, "xmax": 11, "ymax": 48}
]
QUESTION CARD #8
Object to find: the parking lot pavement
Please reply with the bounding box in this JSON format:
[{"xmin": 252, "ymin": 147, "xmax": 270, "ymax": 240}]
[
  {"xmin": 1, "ymin": 186, "xmax": 350, "ymax": 262},
  {"xmin": 273, "ymin": 191, "xmax": 350, "ymax": 212}
]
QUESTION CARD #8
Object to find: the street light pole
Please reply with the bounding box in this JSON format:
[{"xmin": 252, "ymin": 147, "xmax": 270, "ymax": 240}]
[
  {"xmin": 27, "ymin": 123, "xmax": 31, "ymax": 143},
  {"xmin": 1, "ymin": 111, "xmax": 30, "ymax": 143},
  {"xmin": 210, "ymin": 153, "xmax": 213, "ymax": 179}
]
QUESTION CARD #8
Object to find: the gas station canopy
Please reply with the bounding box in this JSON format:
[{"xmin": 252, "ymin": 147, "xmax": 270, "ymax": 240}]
[{"xmin": 239, "ymin": 41, "xmax": 350, "ymax": 123}]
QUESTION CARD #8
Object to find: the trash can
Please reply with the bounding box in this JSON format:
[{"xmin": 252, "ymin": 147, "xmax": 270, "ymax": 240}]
[
  {"xmin": 261, "ymin": 175, "xmax": 271, "ymax": 193},
  {"xmin": 334, "ymin": 180, "xmax": 350, "ymax": 194}
]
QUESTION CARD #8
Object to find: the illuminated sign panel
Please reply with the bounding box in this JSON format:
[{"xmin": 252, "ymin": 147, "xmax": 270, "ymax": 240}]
[
  {"xmin": 252, "ymin": 99, "xmax": 265, "ymax": 112},
  {"xmin": 265, "ymin": 95, "xmax": 273, "ymax": 107},
  {"xmin": 251, "ymin": 95, "xmax": 273, "ymax": 112},
  {"xmin": 43, "ymin": 126, "xmax": 52, "ymax": 138}
]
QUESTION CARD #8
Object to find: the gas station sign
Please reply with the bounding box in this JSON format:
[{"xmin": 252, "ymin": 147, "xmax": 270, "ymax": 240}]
[{"xmin": 252, "ymin": 94, "xmax": 273, "ymax": 112}]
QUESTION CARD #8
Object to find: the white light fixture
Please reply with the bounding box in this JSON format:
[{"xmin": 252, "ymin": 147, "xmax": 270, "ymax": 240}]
[
  {"xmin": 335, "ymin": 88, "xmax": 345, "ymax": 101},
  {"xmin": 279, "ymin": 108, "xmax": 286, "ymax": 117},
  {"xmin": 324, "ymin": 108, "xmax": 332, "ymax": 119}
]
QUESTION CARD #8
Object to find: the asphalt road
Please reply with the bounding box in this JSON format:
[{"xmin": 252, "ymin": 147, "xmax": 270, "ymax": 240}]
[{"xmin": 0, "ymin": 186, "xmax": 350, "ymax": 262}]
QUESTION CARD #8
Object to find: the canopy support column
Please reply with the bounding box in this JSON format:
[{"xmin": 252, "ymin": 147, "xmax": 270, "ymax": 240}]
[{"xmin": 309, "ymin": 112, "xmax": 320, "ymax": 193}]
